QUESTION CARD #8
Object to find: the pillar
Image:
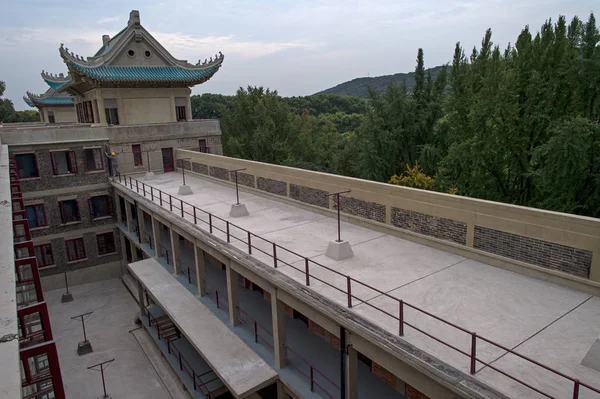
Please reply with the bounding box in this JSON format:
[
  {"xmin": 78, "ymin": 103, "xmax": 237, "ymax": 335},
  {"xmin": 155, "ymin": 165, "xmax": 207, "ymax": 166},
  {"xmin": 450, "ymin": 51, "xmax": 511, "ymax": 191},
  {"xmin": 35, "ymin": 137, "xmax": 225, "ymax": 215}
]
[
  {"xmin": 346, "ymin": 337, "xmax": 358, "ymax": 399},
  {"xmin": 225, "ymin": 262, "xmax": 240, "ymax": 326},
  {"xmin": 194, "ymin": 244, "xmax": 207, "ymax": 296},
  {"xmin": 276, "ymin": 381, "xmax": 289, "ymax": 399},
  {"xmin": 131, "ymin": 242, "xmax": 139, "ymax": 262},
  {"xmin": 119, "ymin": 231, "xmax": 127, "ymax": 263},
  {"xmin": 138, "ymin": 207, "xmax": 147, "ymax": 245},
  {"xmin": 271, "ymin": 291, "xmax": 287, "ymax": 368},
  {"xmin": 169, "ymin": 228, "xmax": 181, "ymax": 275},
  {"xmin": 124, "ymin": 199, "xmax": 133, "ymax": 232},
  {"xmin": 151, "ymin": 216, "xmax": 162, "ymax": 258},
  {"xmin": 115, "ymin": 193, "xmax": 123, "ymax": 226}
]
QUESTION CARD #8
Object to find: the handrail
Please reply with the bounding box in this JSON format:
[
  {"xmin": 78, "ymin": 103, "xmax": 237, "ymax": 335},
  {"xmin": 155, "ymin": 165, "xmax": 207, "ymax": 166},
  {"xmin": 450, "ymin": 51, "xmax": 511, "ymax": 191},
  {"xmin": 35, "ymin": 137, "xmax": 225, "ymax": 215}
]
[{"xmin": 118, "ymin": 174, "xmax": 600, "ymax": 398}]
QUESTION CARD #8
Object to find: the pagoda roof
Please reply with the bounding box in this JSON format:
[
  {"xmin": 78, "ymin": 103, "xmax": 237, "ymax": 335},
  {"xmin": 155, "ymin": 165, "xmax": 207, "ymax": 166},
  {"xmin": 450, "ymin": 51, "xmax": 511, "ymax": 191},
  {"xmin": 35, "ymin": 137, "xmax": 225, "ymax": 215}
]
[
  {"xmin": 56, "ymin": 10, "xmax": 223, "ymax": 93},
  {"xmin": 24, "ymin": 88, "xmax": 74, "ymax": 108},
  {"xmin": 41, "ymin": 71, "xmax": 72, "ymax": 91}
]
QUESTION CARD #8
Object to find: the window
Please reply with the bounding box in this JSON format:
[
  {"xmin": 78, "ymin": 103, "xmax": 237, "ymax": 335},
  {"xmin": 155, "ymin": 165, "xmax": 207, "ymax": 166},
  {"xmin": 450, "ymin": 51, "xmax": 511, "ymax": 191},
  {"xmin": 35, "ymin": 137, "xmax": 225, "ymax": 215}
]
[
  {"xmin": 47, "ymin": 111, "xmax": 55, "ymax": 124},
  {"xmin": 76, "ymin": 101, "xmax": 94, "ymax": 123},
  {"xmin": 15, "ymin": 154, "xmax": 39, "ymax": 178},
  {"xmin": 89, "ymin": 195, "xmax": 112, "ymax": 219},
  {"xmin": 51, "ymin": 150, "xmax": 78, "ymax": 175},
  {"xmin": 65, "ymin": 238, "xmax": 86, "ymax": 262},
  {"xmin": 84, "ymin": 148, "xmax": 104, "ymax": 171},
  {"xmin": 175, "ymin": 106, "xmax": 187, "ymax": 121},
  {"xmin": 34, "ymin": 244, "xmax": 54, "ymax": 268},
  {"xmin": 104, "ymin": 98, "xmax": 119, "ymax": 125},
  {"xmin": 59, "ymin": 200, "xmax": 80, "ymax": 224},
  {"xmin": 96, "ymin": 232, "xmax": 116, "ymax": 255},
  {"xmin": 25, "ymin": 204, "xmax": 46, "ymax": 228},
  {"xmin": 132, "ymin": 144, "xmax": 143, "ymax": 166},
  {"xmin": 199, "ymin": 139, "xmax": 208, "ymax": 153}
]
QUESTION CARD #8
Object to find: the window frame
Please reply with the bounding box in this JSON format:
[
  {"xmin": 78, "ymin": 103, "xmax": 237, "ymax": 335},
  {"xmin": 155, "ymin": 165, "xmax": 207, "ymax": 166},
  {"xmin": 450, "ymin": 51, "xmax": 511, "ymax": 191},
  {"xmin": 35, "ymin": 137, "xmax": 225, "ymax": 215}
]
[
  {"xmin": 175, "ymin": 105, "xmax": 187, "ymax": 121},
  {"xmin": 14, "ymin": 153, "xmax": 40, "ymax": 179},
  {"xmin": 89, "ymin": 195, "xmax": 113, "ymax": 220},
  {"xmin": 84, "ymin": 148, "xmax": 104, "ymax": 172},
  {"xmin": 59, "ymin": 199, "xmax": 81, "ymax": 224},
  {"xmin": 50, "ymin": 150, "xmax": 78, "ymax": 175},
  {"xmin": 105, "ymin": 108, "xmax": 119, "ymax": 125},
  {"xmin": 34, "ymin": 244, "xmax": 54, "ymax": 268},
  {"xmin": 65, "ymin": 238, "xmax": 86, "ymax": 262},
  {"xmin": 132, "ymin": 144, "xmax": 143, "ymax": 167},
  {"xmin": 25, "ymin": 203, "xmax": 47, "ymax": 229},
  {"xmin": 96, "ymin": 232, "xmax": 116, "ymax": 256}
]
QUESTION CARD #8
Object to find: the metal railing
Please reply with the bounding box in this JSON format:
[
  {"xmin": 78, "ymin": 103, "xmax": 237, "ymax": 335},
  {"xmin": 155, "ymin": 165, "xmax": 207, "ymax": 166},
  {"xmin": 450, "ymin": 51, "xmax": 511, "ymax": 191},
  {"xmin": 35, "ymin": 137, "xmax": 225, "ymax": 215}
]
[{"xmin": 117, "ymin": 174, "xmax": 600, "ymax": 399}]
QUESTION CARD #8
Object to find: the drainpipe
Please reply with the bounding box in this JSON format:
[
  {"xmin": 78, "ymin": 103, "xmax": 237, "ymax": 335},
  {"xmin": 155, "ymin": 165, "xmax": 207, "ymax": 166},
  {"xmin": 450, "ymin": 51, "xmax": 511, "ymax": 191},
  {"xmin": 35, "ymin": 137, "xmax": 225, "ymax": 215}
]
[{"xmin": 340, "ymin": 326, "xmax": 346, "ymax": 399}]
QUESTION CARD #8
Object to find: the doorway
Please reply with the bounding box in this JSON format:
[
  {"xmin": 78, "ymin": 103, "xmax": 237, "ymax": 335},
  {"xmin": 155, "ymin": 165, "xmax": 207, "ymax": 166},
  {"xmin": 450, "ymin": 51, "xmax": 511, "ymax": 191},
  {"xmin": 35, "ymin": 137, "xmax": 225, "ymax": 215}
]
[
  {"xmin": 199, "ymin": 139, "xmax": 208, "ymax": 153},
  {"xmin": 162, "ymin": 148, "xmax": 174, "ymax": 172}
]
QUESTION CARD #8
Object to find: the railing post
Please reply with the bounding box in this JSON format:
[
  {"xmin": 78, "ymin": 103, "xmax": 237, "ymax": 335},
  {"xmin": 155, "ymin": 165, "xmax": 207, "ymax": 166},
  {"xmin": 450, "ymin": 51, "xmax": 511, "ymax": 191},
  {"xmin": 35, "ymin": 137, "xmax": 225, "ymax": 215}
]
[
  {"xmin": 254, "ymin": 321, "xmax": 258, "ymax": 343},
  {"xmin": 399, "ymin": 300, "xmax": 404, "ymax": 336},
  {"xmin": 167, "ymin": 339, "xmax": 170, "ymax": 354},
  {"xmin": 273, "ymin": 243, "xmax": 277, "ymax": 268},
  {"xmin": 187, "ymin": 268, "xmax": 191, "ymax": 284},
  {"xmin": 216, "ymin": 290, "xmax": 220, "ymax": 309},
  {"xmin": 166, "ymin": 249, "xmax": 169, "ymax": 265},
  {"xmin": 157, "ymin": 321, "xmax": 160, "ymax": 340},
  {"xmin": 347, "ymin": 276, "xmax": 352, "ymax": 308},
  {"xmin": 572, "ymin": 380, "xmax": 580, "ymax": 399},
  {"xmin": 193, "ymin": 207, "xmax": 197, "ymax": 224},
  {"xmin": 129, "ymin": 176, "xmax": 132, "ymax": 187},
  {"xmin": 247, "ymin": 231, "xmax": 252, "ymax": 254},
  {"xmin": 181, "ymin": 199, "xmax": 184, "ymax": 217},
  {"xmin": 193, "ymin": 370, "xmax": 196, "ymax": 390},
  {"xmin": 150, "ymin": 186, "xmax": 153, "ymax": 200},
  {"xmin": 159, "ymin": 190, "xmax": 163, "ymax": 206},
  {"xmin": 179, "ymin": 351, "xmax": 183, "ymax": 371},
  {"xmin": 310, "ymin": 366, "xmax": 314, "ymax": 392},
  {"xmin": 169, "ymin": 195, "xmax": 173, "ymax": 211},
  {"xmin": 142, "ymin": 182, "xmax": 145, "ymax": 196},
  {"xmin": 226, "ymin": 221, "xmax": 230, "ymax": 243},
  {"xmin": 470, "ymin": 332, "xmax": 477, "ymax": 374},
  {"xmin": 136, "ymin": 180, "xmax": 139, "ymax": 193},
  {"xmin": 305, "ymin": 257, "xmax": 310, "ymax": 286},
  {"xmin": 209, "ymin": 214, "xmax": 213, "ymax": 233}
]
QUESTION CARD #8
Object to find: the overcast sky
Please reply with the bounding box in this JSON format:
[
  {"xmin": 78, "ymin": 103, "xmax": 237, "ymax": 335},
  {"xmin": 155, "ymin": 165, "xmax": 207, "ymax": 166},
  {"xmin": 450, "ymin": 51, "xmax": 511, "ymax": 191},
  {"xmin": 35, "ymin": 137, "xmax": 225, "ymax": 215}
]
[{"xmin": 1, "ymin": 0, "xmax": 595, "ymax": 110}]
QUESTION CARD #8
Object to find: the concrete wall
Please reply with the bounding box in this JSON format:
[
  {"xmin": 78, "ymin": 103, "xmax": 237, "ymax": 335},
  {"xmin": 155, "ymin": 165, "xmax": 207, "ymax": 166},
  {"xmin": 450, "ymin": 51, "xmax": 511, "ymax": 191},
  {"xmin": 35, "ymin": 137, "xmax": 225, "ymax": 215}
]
[
  {"xmin": 42, "ymin": 106, "xmax": 77, "ymax": 123},
  {"xmin": 174, "ymin": 150, "xmax": 600, "ymax": 287},
  {"xmin": 40, "ymin": 260, "xmax": 122, "ymax": 291}
]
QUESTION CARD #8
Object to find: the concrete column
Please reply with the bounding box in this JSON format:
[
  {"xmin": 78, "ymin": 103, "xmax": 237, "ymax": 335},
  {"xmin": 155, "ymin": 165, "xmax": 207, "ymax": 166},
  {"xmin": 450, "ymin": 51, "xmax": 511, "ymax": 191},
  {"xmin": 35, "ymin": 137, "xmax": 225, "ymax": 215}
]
[
  {"xmin": 115, "ymin": 193, "xmax": 123, "ymax": 226},
  {"xmin": 276, "ymin": 381, "xmax": 289, "ymax": 399},
  {"xmin": 225, "ymin": 262, "xmax": 240, "ymax": 326},
  {"xmin": 137, "ymin": 280, "xmax": 144, "ymax": 313},
  {"xmin": 131, "ymin": 244, "xmax": 139, "ymax": 262},
  {"xmin": 124, "ymin": 200, "xmax": 133, "ymax": 232},
  {"xmin": 591, "ymin": 253, "xmax": 600, "ymax": 282},
  {"xmin": 97, "ymin": 96, "xmax": 107, "ymax": 125},
  {"xmin": 186, "ymin": 93, "xmax": 193, "ymax": 121},
  {"xmin": 466, "ymin": 223, "xmax": 475, "ymax": 247},
  {"xmin": 194, "ymin": 244, "xmax": 207, "ymax": 296},
  {"xmin": 138, "ymin": 208, "xmax": 147, "ymax": 245},
  {"xmin": 271, "ymin": 292, "xmax": 287, "ymax": 368},
  {"xmin": 169, "ymin": 227, "xmax": 181, "ymax": 275},
  {"xmin": 151, "ymin": 216, "xmax": 162, "ymax": 258},
  {"xmin": 119, "ymin": 231, "xmax": 127, "ymax": 263},
  {"xmin": 169, "ymin": 96, "xmax": 176, "ymax": 122},
  {"xmin": 346, "ymin": 341, "xmax": 358, "ymax": 399}
]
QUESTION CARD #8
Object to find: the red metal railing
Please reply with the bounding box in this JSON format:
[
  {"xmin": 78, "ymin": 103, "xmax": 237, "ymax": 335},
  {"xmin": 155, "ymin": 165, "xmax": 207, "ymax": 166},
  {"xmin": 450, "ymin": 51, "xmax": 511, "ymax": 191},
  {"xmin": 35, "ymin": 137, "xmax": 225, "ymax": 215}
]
[{"xmin": 118, "ymin": 174, "xmax": 600, "ymax": 399}]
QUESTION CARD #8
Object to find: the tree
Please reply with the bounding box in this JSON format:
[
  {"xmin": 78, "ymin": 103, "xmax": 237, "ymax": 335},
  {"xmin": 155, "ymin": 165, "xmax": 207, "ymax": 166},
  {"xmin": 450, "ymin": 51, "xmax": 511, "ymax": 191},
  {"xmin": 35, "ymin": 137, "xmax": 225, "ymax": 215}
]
[{"xmin": 0, "ymin": 80, "xmax": 40, "ymax": 123}]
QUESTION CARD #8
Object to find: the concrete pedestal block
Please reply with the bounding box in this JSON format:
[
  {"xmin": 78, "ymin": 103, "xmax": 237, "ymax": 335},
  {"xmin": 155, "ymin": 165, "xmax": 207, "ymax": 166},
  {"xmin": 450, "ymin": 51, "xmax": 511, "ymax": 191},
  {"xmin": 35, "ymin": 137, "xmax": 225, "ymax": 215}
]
[
  {"xmin": 178, "ymin": 184, "xmax": 193, "ymax": 195},
  {"xmin": 582, "ymin": 337, "xmax": 600, "ymax": 371},
  {"xmin": 229, "ymin": 203, "xmax": 249, "ymax": 218},
  {"xmin": 145, "ymin": 171, "xmax": 155, "ymax": 180},
  {"xmin": 326, "ymin": 240, "xmax": 354, "ymax": 261},
  {"xmin": 77, "ymin": 340, "xmax": 93, "ymax": 356},
  {"xmin": 61, "ymin": 292, "xmax": 74, "ymax": 303}
]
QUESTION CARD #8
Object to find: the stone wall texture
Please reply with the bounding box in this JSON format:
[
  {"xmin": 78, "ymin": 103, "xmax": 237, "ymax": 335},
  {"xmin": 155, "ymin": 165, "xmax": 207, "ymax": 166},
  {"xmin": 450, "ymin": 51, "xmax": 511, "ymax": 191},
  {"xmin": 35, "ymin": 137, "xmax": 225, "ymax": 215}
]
[
  {"xmin": 474, "ymin": 226, "xmax": 592, "ymax": 278},
  {"xmin": 192, "ymin": 162, "xmax": 208, "ymax": 175},
  {"xmin": 336, "ymin": 196, "xmax": 386, "ymax": 223},
  {"xmin": 237, "ymin": 172, "xmax": 256, "ymax": 188},
  {"xmin": 209, "ymin": 165, "xmax": 230, "ymax": 181},
  {"xmin": 257, "ymin": 177, "xmax": 287, "ymax": 196},
  {"xmin": 290, "ymin": 184, "xmax": 329, "ymax": 208},
  {"xmin": 391, "ymin": 208, "xmax": 467, "ymax": 245}
]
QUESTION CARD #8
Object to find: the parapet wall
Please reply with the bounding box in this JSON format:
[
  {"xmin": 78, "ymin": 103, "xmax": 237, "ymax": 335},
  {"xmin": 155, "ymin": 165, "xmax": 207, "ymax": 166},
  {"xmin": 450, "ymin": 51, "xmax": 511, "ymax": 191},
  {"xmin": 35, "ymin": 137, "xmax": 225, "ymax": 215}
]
[{"xmin": 175, "ymin": 150, "xmax": 600, "ymax": 287}]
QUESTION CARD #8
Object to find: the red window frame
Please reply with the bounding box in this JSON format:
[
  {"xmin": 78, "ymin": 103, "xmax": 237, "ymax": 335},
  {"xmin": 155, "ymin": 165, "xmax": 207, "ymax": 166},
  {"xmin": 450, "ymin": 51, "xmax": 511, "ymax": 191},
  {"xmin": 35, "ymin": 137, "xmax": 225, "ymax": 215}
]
[
  {"xmin": 84, "ymin": 148, "xmax": 104, "ymax": 171},
  {"xmin": 132, "ymin": 144, "xmax": 143, "ymax": 166},
  {"xmin": 76, "ymin": 101, "xmax": 95, "ymax": 123},
  {"xmin": 14, "ymin": 153, "xmax": 40, "ymax": 179},
  {"xmin": 96, "ymin": 232, "xmax": 116, "ymax": 255},
  {"xmin": 34, "ymin": 244, "xmax": 54, "ymax": 268},
  {"xmin": 25, "ymin": 203, "xmax": 47, "ymax": 228},
  {"xmin": 65, "ymin": 238, "xmax": 86, "ymax": 262},
  {"xmin": 89, "ymin": 195, "xmax": 113, "ymax": 219},
  {"xmin": 59, "ymin": 199, "xmax": 81, "ymax": 224},
  {"xmin": 176, "ymin": 105, "xmax": 187, "ymax": 121},
  {"xmin": 50, "ymin": 150, "xmax": 78, "ymax": 175}
]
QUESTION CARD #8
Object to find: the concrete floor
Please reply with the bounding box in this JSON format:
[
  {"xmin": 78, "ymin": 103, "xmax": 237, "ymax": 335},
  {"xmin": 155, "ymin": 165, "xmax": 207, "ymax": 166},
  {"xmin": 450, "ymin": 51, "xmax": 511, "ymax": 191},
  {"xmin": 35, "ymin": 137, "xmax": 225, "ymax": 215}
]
[
  {"xmin": 130, "ymin": 171, "xmax": 600, "ymax": 399},
  {"xmin": 45, "ymin": 279, "xmax": 174, "ymax": 399}
]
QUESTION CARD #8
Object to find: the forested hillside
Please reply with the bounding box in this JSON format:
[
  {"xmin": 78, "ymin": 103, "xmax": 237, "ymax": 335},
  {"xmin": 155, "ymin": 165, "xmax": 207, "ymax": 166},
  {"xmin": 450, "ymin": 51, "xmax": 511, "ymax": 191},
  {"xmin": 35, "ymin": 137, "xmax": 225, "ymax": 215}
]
[
  {"xmin": 192, "ymin": 13, "xmax": 600, "ymax": 218},
  {"xmin": 313, "ymin": 65, "xmax": 445, "ymax": 97}
]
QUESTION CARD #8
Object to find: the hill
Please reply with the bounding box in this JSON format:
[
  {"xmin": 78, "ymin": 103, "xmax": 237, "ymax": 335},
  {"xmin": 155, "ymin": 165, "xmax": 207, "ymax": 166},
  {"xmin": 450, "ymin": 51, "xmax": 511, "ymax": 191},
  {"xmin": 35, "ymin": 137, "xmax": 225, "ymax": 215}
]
[{"xmin": 314, "ymin": 65, "xmax": 446, "ymax": 98}]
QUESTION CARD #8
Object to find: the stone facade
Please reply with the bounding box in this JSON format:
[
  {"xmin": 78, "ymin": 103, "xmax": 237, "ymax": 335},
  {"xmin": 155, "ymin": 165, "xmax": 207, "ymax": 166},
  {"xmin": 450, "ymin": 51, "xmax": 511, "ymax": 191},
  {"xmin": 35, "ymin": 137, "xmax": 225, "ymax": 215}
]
[
  {"xmin": 337, "ymin": 196, "xmax": 386, "ymax": 223},
  {"xmin": 290, "ymin": 184, "xmax": 329, "ymax": 208},
  {"xmin": 209, "ymin": 165, "xmax": 230, "ymax": 181},
  {"xmin": 474, "ymin": 226, "xmax": 592, "ymax": 278},
  {"xmin": 192, "ymin": 162, "xmax": 208, "ymax": 175},
  {"xmin": 391, "ymin": 208, "xmax": 467, "ymax": 245},
  {"xmin": 236, "ymin": 172, "xmax": 256, "ymax": 188},
  {"xmin": 257, "ymin": 177, "xmax": 287, "ymax": 197}
]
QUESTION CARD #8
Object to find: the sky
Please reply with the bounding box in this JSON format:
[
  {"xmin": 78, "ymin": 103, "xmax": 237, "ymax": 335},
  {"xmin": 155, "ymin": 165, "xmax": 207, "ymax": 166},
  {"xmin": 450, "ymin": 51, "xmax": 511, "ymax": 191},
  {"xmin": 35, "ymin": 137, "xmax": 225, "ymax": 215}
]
[{"xmin": 1, "ymin": 0, "xmax": 596, "ymax": 110}]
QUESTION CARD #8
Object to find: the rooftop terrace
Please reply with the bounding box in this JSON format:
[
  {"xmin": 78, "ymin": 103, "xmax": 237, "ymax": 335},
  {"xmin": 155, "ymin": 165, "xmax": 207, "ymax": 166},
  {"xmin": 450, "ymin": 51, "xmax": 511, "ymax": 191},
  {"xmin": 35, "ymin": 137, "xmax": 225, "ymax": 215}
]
[{"xmin": 115, "ymin": 169, "xmax": 600, "ymax": 398}]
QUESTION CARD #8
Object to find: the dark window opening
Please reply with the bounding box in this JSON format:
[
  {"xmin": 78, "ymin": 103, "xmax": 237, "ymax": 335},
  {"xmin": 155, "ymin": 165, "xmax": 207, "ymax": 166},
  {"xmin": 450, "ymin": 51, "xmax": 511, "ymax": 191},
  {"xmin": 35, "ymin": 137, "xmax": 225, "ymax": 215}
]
[
  {"xmin": 59, "ymin": 199, "xmax": 80, "ymax": 224},
  {"xmin": 132, "ymin": 144, "xmax": 143, "ymax": 167},
  {"xmin": 84, "ymin": 148, "xmax": 104, "ymax": 171},
  {"xmin": 34, "ymin": 244, "xmax": 54, "ymax": 268},
  {"xmin": 199, "ymin": 139, "xmax": 208, "ymax": 153},
  {"xmin": 90, "ymin": 195, "xmax": 112, "ymax": 219},
  {"xmin": 105, "ymin": 108, "xmax": 119, "ymax": 125},
  {"xmin": 76, "ymin": 101, "xmax": 94, "ymax": 123},
  {"xmin": 97, "ymin": 232, "xmax": 116, "ymax": 255},
  {"xmin": 47, "ymin": 111, "xmax": 55, "ymax": 124},
  {"xmin": 65, "ymin": 238, "xmax": 86, "ymax": 261},
  {"xmin": 176, "ymin": 106, "xmax": 187, "ymax": 121},
  {"xmin": 15, "ymin": 154, "xmax": 39, "ymax": 178},
  {"xmin": 293, "ymin": 310, "xmax": 309, "ymax": 327},
  {"xmin": 51, "ymin": 150, "xmax": 78, "ymax": 175},
  {"xmin": 25, "ymin": 204, "xmax": 46, "ymax": 228}
]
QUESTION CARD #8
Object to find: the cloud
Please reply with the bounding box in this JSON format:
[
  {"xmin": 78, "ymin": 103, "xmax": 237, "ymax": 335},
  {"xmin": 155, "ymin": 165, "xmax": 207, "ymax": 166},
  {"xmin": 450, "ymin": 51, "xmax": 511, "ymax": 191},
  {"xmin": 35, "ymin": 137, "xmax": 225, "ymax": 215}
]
[{"xmin": 96, "ymin": 16, "xmax": 120, "ymax": 24}]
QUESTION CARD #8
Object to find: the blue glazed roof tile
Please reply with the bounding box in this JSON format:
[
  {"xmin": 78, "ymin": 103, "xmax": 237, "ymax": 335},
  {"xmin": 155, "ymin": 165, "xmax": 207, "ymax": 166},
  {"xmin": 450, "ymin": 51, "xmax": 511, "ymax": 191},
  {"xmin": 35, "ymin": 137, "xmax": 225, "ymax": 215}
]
[
  {"xmin": 44, "ymin": 78, "xmax": 72, "ymax": 91},
  {"xmin": 72, "ymin": 64, "xmax": 219, "ymax": 82}
]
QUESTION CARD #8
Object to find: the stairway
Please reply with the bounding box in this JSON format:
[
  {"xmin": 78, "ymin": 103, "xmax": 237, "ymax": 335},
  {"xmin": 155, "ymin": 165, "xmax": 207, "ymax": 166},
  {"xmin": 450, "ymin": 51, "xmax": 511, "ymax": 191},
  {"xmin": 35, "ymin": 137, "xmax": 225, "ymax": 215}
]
[{"xmin": 152, "ymin": 314, "xmax": 180, "ymax": 342}]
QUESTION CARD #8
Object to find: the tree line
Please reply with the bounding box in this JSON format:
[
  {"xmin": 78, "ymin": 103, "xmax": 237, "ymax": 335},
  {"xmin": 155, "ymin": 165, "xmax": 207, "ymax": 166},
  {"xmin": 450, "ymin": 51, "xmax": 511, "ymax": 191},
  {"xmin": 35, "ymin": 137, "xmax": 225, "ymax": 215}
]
[
  {"xmin": 194, "ymin": 13, "xmax": 600, "ymax": 217},
  {"xmin": 0, "ymin": 81, "xmax": 40, "ymax": 123}
]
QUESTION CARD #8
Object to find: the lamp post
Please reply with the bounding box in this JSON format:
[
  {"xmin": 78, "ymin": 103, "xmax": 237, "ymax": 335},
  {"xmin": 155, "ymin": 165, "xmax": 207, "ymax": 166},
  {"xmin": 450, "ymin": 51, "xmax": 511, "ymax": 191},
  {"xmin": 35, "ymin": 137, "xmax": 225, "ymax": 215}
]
[
  {"xmin": 325, "ymin": 190, "xmax": 354, "ymax": 261},
  {"xmin": 87, "ymin": 359, "xmax": 115, "ymax": 399},
  {"xmin": 228, "ymin": 168, "xmax": 249, "ymax": 217},
  {"xmin": 145, "ymin": 150, "xmax": 154, "ymax": 180},
  {"xmin": 71, "ymin": 311, "xmax": 93, "ymax": 355},
  {"xmin": 178, "ymin": 157, "xmax": 193, "ymax": 195},
  {"xmin": 61, "ymin": 270, "xmax": 73, "ymax": 303}
]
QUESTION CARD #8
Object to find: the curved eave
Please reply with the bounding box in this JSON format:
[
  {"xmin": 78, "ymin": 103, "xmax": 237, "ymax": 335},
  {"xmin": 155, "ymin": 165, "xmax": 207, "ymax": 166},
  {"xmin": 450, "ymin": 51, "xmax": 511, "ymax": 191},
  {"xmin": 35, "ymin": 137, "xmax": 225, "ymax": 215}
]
[
  {"xmin": 23, "ymin": 96, "xmax": 35, "ymax": 107},
  {"xmin": 44, "ymin": 78, "xmax": 72, "ymax": 91}
]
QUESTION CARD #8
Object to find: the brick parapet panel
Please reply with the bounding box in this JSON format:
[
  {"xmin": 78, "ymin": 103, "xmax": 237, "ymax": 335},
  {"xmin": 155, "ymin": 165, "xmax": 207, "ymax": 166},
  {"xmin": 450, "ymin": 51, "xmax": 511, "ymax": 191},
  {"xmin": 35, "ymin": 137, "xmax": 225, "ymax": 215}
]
[
  {"xmin": 209, "ymin": 166, "xmax": 230, "ymax": 181},
  {"xmin": 191, "ymin": 162, "xmax": 208, "ymax": 175},
  {"xmin": 474, "ymin": 226, "xmax": 592, "ymax": 278},
  {"xmin": 237, "ymin": 172, "xmax": 256, "ymax": 188},
  {"xmin": 289, "ymin": 184, "xmax": 329, "ymax": 208},
  {"xmin": 391, "ymin": 208, "xmax": 467, "ymax": 245},
  {"xmin": 257, "ymin": 177, "xmax": 287, "ymax": 196},
  {"xmin": 335, "ymin": 196, "xmax": 386, "ymax": 223}
]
